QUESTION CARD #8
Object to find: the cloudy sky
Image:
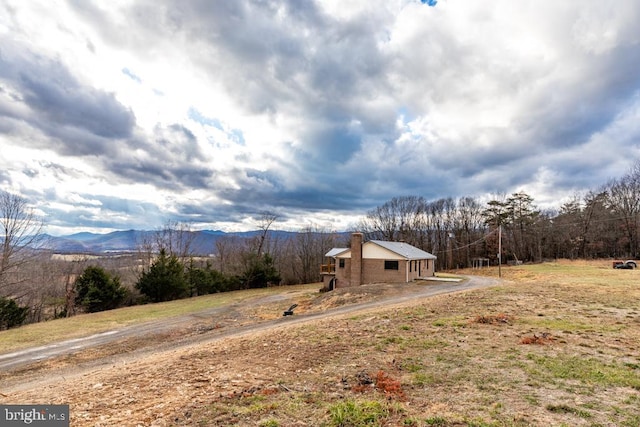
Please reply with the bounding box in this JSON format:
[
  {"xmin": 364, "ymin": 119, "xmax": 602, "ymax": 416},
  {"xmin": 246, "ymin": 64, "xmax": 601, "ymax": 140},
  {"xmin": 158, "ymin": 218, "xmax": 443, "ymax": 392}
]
[{"xmin": 1, "ymin": 1, "xmax": 640, "ymax": 235}]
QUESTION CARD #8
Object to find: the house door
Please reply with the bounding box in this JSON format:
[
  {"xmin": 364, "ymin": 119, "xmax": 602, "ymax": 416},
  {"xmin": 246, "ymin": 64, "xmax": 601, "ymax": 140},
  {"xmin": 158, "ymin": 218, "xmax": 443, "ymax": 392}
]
[{"xmin": 418, "ymin": 260, "xmax": 421, "ymax": 276}]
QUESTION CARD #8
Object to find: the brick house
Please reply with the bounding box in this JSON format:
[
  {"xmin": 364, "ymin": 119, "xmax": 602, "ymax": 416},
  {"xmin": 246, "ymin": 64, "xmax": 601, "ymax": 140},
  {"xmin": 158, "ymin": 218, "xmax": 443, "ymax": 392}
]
[{"xmin": 321, "ymin": 233, "xmax": 437, "ymax": 289}]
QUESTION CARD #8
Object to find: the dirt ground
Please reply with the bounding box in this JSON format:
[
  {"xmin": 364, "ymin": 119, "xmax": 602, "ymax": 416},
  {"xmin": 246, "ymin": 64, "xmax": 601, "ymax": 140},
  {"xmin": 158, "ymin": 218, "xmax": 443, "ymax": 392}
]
[{"xmin": 3, "ymin": 266, "xmax": 640, "ymax": 426}]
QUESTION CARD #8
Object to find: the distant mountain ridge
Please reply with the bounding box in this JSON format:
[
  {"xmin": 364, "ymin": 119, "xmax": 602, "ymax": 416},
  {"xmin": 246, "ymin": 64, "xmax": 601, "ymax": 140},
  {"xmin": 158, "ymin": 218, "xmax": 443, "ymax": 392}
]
[{"xmin": 40, "ymin": 229, "xmax": 325, "ymax": 255}]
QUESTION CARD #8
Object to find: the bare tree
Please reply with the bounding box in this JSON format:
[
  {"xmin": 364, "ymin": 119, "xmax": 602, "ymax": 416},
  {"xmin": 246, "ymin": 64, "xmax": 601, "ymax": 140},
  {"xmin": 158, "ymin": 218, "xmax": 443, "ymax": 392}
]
[
  {"xmin": 457, "ymin": 196, "xmax": 485, "ymax": 266},
  {"xmin": 291, "ymin": 225, "xmax": 340, "ymax": 284},
  {"xmin": 254, "ymin": 211, "xmax": 278, "ymax": 256},
  {"xmin": 215, "ymin": 235, "xmax": 244, "ymax": 275},
  {"xmin": 154, "ymin": 220, "xmax": 195, "ymax": 261},
  {"xmin": 0, "ymin": 190, "xmax": 45, "ymax": 296},
  {"xmin": 607, "ymin": 162, "xmax": 640, "ymax": 257},
  {"xmin": 359, "ymin": 196, "xmax": 427, "ymax": 245}
]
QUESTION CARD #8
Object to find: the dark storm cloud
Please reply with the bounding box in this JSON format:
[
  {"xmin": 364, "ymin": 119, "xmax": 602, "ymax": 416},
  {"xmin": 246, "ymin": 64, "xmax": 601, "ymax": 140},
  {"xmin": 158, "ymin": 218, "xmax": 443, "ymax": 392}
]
[
  {"xmin": 0, "ymin": 39, "xmax": 135, "ymax": 155},
  {"xmin": 19, "ymin": 71, "xmax": 134, "ymax": 139},
  {"xmin": 517, "ymin": 45, "xmax": 640, "ymax": 150},
  {"xmin": 213, "ymin": 163, "xmax": 374, "ymax": 218},
  {"xmin": 159, "ymin": 124, "xmax": 202, "ymax": 162},
  {"xmin": 104, "ymin": 153, "xmax": 213, "ymax": 192},
  {"xmin": 100, "ymin": 124, "xmax": 213, "ymax": 191},
  {"xmin": 174, "ymin": 202, "xmax": 251, "ymax": 225}
]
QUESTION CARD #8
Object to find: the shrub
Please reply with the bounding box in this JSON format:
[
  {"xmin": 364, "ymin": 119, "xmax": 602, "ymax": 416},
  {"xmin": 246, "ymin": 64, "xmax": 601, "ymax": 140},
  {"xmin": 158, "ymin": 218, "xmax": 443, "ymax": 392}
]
[
  {"xmin": 75, "ymin": 266, "xmax": 127, "ymax": 312},
  {"xmin": 0, "ymin": 296, "xmax": 28, "ymax": 329},
  {"xmin": 136, "ymin": 249, "xmax": 188, "ymax": 302}
]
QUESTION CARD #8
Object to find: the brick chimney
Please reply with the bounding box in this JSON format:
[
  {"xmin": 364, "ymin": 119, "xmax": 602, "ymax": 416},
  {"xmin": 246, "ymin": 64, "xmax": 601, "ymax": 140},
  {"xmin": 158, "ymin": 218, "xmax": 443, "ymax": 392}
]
[{"xmin": 350, "ymin": 232, "xmax": 363, "ymax": 286}]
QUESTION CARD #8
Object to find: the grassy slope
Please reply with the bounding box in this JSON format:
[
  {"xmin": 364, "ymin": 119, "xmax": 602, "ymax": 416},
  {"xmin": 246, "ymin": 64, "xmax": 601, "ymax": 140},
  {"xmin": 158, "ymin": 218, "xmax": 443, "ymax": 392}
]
[{"xmin": 0, "ymin": 283, "xmax": 320, "ymax": 354}]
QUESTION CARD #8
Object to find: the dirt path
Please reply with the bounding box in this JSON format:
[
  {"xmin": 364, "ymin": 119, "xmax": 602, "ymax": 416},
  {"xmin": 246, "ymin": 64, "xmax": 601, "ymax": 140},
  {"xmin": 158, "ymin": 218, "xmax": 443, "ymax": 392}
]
[
  {"xmin": 1, "ymin": 276, "xmax": 500, "ymax": 394},
  {"xmin": 0, "ymin": 293, "xmax": 284, "ymax": 371}
]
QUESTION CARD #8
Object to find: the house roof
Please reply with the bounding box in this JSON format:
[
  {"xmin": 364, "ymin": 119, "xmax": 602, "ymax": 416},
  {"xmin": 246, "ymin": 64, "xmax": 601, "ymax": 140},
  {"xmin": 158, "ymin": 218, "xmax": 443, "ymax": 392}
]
[
  {"xmin": 325, "ymin": 247, "xmax": 349, "ymax": 257},
  {"xmin": 369, "ymin": 240, "xmax": 437, "ymax": 260},
  {"xmin": 325, "ymin": 241, "xmax": 437, "ymax": 260}
]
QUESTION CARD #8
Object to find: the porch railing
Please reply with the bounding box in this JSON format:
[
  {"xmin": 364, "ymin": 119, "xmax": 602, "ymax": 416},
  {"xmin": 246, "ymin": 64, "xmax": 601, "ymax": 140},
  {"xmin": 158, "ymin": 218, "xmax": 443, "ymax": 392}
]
[{"xmin": 320, "ymin": 263, "xmax": 335, "ymax": 274}]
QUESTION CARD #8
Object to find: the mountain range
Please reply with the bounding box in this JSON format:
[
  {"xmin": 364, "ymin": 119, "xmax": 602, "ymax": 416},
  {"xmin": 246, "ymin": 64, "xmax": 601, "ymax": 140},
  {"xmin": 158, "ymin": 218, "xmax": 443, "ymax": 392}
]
[{"xmin": 40, "ymin": 229, "xmax": 307, "ymax": 255}]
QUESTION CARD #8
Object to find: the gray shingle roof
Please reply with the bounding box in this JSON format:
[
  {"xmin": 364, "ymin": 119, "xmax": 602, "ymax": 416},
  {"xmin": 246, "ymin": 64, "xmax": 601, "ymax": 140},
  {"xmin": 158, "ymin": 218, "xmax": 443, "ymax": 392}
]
[
  {"xmin": 325, "ymin": 247, "xmax": 349, "ymax": 257},
  {"xmin": 369, "ymin": 240, "xmax": 437, "ymax": 260},
  {"xmin": 325, "ymin": 241, "xmax": 437, "ymax": 260}
]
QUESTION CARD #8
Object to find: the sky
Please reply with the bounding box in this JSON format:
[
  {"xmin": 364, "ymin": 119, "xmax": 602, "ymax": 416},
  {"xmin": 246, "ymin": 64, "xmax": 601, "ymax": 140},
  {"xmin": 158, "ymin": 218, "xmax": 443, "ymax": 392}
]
[{"xmin": 1, "ymin": 1, "xmax": 640, "ymax": 235}]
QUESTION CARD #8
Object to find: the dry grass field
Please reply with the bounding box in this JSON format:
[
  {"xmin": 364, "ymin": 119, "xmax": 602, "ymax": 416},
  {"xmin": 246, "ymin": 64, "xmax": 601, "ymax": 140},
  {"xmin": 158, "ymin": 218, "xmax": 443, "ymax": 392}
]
[{"xmin": 3, "ymin": 260, "xmax": 640, "ymax": 426}]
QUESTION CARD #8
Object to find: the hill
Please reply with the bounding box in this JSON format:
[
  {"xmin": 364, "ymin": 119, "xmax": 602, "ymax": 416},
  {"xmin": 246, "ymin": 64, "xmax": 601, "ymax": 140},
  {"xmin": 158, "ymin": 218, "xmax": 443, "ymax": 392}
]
[{"xmin": 40, "ymin": 229, "xmax": 330, "ymax": 254}]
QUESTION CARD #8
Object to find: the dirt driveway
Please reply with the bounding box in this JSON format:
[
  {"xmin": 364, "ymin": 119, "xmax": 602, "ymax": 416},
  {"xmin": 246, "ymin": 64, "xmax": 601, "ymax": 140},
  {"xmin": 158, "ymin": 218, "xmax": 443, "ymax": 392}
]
[{"xmin": 1, "ymin": 276, "xmax": 500, "ymax": 395}]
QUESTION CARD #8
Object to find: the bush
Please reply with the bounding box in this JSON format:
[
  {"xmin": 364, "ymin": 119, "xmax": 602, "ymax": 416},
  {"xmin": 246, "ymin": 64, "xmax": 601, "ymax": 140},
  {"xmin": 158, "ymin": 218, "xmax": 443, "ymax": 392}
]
[
  {"xmin": 185, "ymin": 261, "xmax": 236, "ymax": 295},
  {"xmin": 240, "ymin": 253, "xmax": 281, "ymax": 289},
  {"xmin": 75, "ymin": 266, "xmax": 127, "ymax": 312},
  {"xmin": 136, "ymin": 249, "xmax": 188, "ymax": 302},
  {"xmin": 0, "ymin": 296, "xmax": 28, "ymax": 329}
]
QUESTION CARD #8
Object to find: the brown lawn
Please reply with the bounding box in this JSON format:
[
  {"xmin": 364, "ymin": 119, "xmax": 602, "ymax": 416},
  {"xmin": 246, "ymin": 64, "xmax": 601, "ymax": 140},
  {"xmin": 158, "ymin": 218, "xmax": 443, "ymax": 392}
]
[{"xmin": 3, "ymin": 260, "xmax": 640, "ymax": 426}]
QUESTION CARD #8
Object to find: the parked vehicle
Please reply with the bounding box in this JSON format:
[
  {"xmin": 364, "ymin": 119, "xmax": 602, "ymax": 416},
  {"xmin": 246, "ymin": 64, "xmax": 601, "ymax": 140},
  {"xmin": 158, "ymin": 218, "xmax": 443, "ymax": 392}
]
[{"xmin": 613, "ymin": 260, "xmax": 637, "ymax": 269}]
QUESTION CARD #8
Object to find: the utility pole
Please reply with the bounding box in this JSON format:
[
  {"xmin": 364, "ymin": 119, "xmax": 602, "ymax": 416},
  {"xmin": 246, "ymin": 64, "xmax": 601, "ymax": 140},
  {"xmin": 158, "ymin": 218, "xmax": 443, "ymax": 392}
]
[
  {"xmin": 498, "ymin": 224, "xmax": 502, "ymax": 278},
  {"xmin": 448, "ymin": 232, "xmax": 454, "ymax": 270}
]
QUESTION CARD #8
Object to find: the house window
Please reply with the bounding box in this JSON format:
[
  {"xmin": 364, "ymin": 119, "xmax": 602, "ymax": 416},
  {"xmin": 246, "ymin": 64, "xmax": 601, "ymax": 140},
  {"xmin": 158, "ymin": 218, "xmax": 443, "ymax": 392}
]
[
  {"xmin": 384, "ymin": 260, "xmax": 399, "ymax": 270},
  {"xmin": 409, "ymin": 261, "xmax": 412, "ymax": 272},
  {"xmin": 339, "ymin": 259, "xmax": 345, "ymax": 268}
]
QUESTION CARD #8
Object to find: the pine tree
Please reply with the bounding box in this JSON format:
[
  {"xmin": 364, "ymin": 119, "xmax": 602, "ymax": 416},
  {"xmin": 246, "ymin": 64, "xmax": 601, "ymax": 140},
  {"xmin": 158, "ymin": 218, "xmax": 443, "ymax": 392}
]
[
  {"xmin": 75, "ymin": 266, "xmax": 127, "ymax": 313},
  {"xmin": 0, "ymin": 296, "xmax": 28, "ymax": 329},
  {"xmin": 136, "ymin": 249, "xmax": 188, "ymax": 302}
]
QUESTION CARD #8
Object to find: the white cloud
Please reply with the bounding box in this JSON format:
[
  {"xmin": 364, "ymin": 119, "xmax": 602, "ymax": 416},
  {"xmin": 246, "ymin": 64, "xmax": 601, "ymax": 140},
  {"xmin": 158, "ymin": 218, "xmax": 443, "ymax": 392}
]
[{"xmin": 1, "ymin": 0, "xmax": 640, "ymax": 234}]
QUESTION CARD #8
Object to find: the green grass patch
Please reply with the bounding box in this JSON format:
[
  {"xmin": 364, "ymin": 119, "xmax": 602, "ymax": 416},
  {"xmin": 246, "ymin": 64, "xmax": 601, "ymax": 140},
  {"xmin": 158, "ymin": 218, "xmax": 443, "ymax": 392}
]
[
  {"xmin": 327, "ymin": 400, "xmax": 390, "ymax": 426},
  {"xmin": 622, "ymin": 414, "xmax": 640, "ymax": 427},
  {"xmin": 521, "ymin": 316, "xmax": 625, "ymax": 333},
  {"xmin": 526, "ymin": 354, "xmax": 640, "ymax": 389},
  {"xmin": 382, "ymin": 336, "xmax": 404, "ymax": 345},
  {"xmin": 424, "ymin": 416, "xmax": 448, "ymax": 426},
  {"xmin": 412, "ymin": 372, "xmax": 437, "ymax": 387},
  {"xmin": 432, "ymin": 316, "xmax": 467, "ymax": 327},
  {"xmin": 546, "ymin": 404, "xmax": 592, "ymax": 418},
  {"xmin": 397, "ymin": 357, "xmax": 423, "ymax": 373}
]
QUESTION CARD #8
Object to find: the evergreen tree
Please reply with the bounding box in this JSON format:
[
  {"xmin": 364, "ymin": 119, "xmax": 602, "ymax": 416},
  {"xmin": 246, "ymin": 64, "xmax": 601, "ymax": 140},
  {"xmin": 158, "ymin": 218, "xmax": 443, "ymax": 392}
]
[
  {"xmin": 0, "ymin": 296, "xmax": 28, "ymax": 329},
  {"xmin": 185, "ymin": 261, "xmax": 238, "ymax": 295},
  {"xmin": 185, "ymin": 259, "xmax": 209, "ymax": 297},
  {"xmin": 240, "ymin": 252, "xmax": 281, "ymax": 289},
  {"xmin": 75, "ymin": 266, "xmax": 127, "ymax": 313},
  {"xmin": 136, "ymin": 249, "xmax": 188, "ymax": 302}
]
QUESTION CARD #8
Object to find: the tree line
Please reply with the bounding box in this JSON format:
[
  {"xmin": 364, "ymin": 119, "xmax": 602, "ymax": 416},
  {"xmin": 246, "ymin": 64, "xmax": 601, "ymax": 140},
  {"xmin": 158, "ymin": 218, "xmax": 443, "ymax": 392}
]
[
  {"xmin": 2, "ymin": 162, "xmax": 640, "ymax": 328},
  {"xmin": 358, "ymin": 162, "xmax": 640, "ymax": 268}
]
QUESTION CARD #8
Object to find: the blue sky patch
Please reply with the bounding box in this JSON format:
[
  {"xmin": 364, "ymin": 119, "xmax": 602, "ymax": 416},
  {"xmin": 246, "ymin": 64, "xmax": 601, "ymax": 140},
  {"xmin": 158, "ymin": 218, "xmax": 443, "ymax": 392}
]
[{"xmin": 121, "ymin": 67, "xmax": 142, "ymax": 83}]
